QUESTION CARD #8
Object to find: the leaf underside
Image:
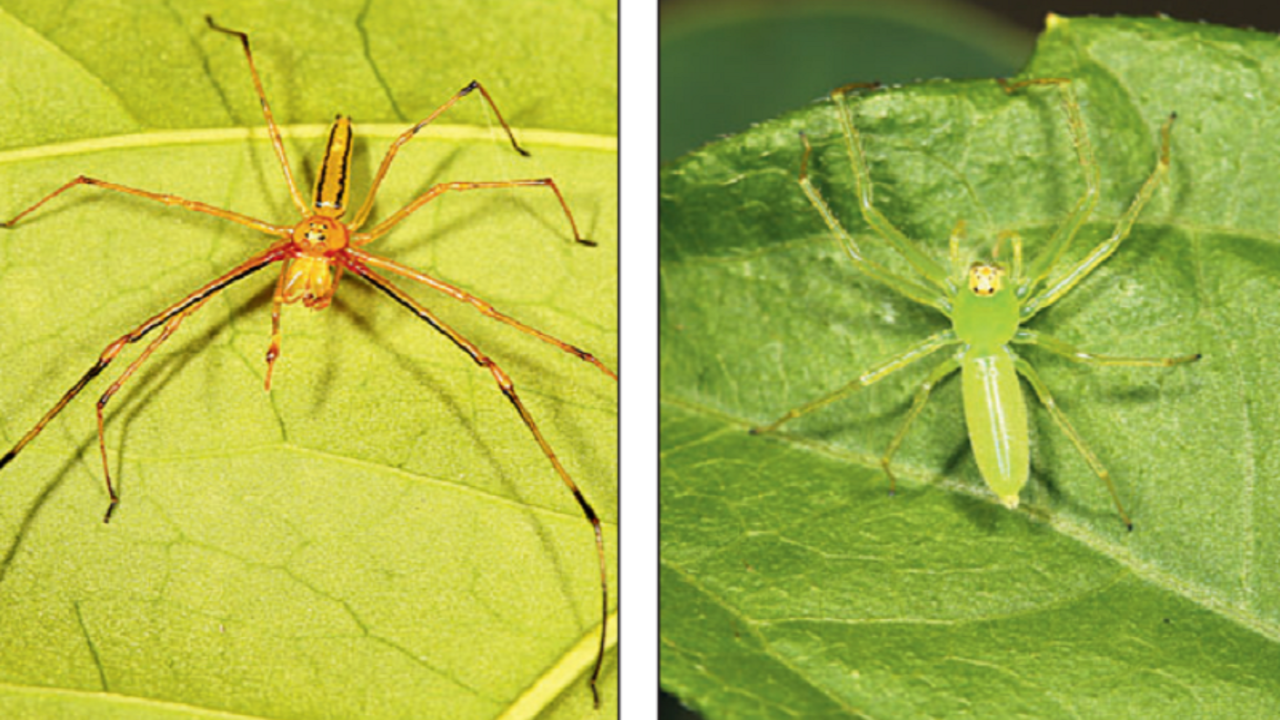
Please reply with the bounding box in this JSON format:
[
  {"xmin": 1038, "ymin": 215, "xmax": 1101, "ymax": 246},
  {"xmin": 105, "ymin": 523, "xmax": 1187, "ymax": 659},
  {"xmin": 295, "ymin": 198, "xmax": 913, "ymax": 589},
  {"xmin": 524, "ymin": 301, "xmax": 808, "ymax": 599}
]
[
  {"xmin": 0, "ymin": 1, "xmax": 617, "ymax": 719},
  {"xmin": 662, "ymin": 15, "xmax": 1280, "ymax": 720}
]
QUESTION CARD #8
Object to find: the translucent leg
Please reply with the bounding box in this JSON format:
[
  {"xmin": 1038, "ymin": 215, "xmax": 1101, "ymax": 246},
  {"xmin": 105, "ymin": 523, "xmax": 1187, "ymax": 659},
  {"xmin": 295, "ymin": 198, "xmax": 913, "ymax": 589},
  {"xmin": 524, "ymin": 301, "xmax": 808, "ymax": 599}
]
[
  {"xmin": 1012, "ymin": 357, "xmax": 1133, "ymax": 529},
  {"xmin": 1013, "ymin": 329, "xmax": 1200, "ymax": 367},
  {"xmin": 797, "ymin": 133, "xmax": 952, "ymax": 315},
  {"xmin": 1023, "ymin": 112, "xmax": 1176, "ymax": 320},
  {"xmin": 750, "ymin": 331, "xmax": 958, "ymax": 435},
  {"xmin": 881, "ymin": 357, "xmax": 961, "ymax": 494},
  {"xmin": 993, "ymin": 230, "xmax": 1024, "ymax": 285},
  {"xmin": 830, "ymin": 86, "xmax": 951, "ymax": 290},
  {"xmin": 998, "ymin": 78, "xmax": 1100, "ymax": 294},
  {"xmin": 948, "ymin": 220, "xmax": 966, "ymax": 286}
]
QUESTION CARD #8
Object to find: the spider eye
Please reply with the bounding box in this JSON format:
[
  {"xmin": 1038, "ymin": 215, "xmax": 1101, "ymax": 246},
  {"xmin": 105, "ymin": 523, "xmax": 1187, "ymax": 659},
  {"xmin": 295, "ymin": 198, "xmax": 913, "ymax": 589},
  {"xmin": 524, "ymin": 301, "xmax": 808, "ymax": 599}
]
[{"xmin": 967, "ymin": 263, "xmax": 1004, "ymax": 296}]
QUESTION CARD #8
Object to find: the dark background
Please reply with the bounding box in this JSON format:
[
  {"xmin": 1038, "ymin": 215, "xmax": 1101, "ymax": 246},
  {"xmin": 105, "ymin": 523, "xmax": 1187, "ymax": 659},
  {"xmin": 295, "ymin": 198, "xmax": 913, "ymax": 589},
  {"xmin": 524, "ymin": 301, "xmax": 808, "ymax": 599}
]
[
  {"xmin": 663, "ymin": 0, "xmax": 1280, "ymax": 36},
  {"xmin": 963, "ymin": 0, "xmax": 1280, "ymax": 32}
]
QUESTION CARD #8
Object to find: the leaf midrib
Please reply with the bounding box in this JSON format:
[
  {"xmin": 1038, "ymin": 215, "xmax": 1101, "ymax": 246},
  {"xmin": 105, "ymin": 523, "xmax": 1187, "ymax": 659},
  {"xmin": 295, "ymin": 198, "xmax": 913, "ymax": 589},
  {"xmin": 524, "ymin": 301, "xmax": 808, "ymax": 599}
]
[
  {"xmin": 0, "ymin": 124, "xmax": 617, "ymax": 168},
  {"xmin": 500, "ymin": 612, "xmax": 619, "ymax": 720},
  {"xmin": 0, "ymin": 680, "xmax": 272, "ymax": 719},
  {"xmin": 660, "ymin": 396, "xmax": 1280, "ymax": 646}
]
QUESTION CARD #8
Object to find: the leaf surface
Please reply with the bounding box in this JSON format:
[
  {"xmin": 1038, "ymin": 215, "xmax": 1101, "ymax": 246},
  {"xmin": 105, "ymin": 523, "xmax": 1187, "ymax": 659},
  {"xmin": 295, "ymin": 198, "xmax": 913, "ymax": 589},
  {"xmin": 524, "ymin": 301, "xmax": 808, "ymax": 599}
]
[
  {"xmin": 661, "ymin": 15, "xmax": 1280, "ymax": 719},
  {"xmin": 0, "ymin": 1, "xmax": 617, "ymax": 718}
]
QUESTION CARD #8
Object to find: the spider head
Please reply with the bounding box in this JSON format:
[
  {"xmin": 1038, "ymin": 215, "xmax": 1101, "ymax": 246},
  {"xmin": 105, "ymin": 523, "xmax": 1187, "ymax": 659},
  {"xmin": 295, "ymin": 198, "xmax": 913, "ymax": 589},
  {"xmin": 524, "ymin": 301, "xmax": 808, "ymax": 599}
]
[
  {"xmin": 967, "ymin": 262, "xmax": 1005, "ymax": 296},
  {"xmin": 292, "ymin": 216, "xmax": 350, "ymax": 256}
]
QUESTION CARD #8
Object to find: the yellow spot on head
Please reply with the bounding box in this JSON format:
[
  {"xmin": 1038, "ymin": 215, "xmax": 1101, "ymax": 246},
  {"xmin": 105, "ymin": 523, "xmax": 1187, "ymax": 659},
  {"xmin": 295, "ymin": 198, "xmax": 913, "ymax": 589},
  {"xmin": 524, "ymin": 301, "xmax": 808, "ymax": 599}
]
[
  {"xmin": 968, "ymin": 263, "xmax": 1004, "ymax": 296},
  {"xmin": 292, "ymin": 216, "xmax": 350, "ymax": 255},
  {"xmin": 999, "ymin": 494, "xmax": 1020, "ymax": 510},
  {"xmin": 304, "ymin": 223, "xmax": 328, "ymax": 246}
]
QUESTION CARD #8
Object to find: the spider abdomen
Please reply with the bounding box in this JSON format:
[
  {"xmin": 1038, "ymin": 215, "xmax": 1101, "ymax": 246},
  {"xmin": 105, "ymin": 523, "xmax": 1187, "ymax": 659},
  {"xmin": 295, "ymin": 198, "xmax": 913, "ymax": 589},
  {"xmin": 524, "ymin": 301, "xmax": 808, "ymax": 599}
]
[{"xmin": 961, "ymin": 348, "xmax": 1029, "ymax": 507}]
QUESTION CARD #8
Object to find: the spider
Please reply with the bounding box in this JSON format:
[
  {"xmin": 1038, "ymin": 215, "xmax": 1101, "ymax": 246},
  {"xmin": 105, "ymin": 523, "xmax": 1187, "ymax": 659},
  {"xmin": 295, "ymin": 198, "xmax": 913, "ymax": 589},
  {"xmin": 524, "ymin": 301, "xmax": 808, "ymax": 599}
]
[
  {"xmin": 0, "ymin": 16, "xmax": 614, "ymax": 705},
  {"xmin": 751, "ymin": 79, "xmax": 1199, "ymax": 528}
]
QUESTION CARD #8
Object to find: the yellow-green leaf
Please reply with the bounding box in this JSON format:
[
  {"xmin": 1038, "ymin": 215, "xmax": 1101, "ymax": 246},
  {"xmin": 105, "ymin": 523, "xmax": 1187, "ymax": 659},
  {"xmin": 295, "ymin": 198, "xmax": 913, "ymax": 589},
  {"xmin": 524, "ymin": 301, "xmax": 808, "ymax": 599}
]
[{"xmin": 0, "ymin": 1, "xmax": 617, "ymax": 718}]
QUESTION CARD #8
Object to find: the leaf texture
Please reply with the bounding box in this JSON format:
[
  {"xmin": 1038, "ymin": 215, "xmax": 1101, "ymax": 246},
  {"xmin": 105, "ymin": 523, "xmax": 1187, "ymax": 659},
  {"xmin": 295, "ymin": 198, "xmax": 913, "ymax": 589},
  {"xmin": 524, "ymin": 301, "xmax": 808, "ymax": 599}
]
[{"xmin": 0, "ymin": 1, "xmax": 617, "ymax": 718}]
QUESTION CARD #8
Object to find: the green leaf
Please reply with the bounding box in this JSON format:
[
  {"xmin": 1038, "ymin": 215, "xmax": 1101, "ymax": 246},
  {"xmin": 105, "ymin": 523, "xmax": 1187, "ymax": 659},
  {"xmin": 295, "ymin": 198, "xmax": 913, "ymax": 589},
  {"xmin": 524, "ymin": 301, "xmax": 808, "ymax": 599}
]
[
  {"xmin": 661, "ymin": 14, "xmax": 1280, "ymax": 719},
  {"xmin": 0, "ymin": 1, "xmax": 616, "ymax": 718}
]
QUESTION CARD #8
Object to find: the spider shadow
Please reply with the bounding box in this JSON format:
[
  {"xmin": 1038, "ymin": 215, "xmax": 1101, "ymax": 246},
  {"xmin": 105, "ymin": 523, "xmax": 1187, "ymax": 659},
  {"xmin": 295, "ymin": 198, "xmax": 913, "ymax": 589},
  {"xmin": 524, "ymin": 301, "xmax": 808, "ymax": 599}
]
[
  {"xmin": 0, "ymin": 440, "xmax": 91, "ymax": 587},
  {"xmin": 943, "ymin": 404, "xmax": 1142, "ymax": 531},
  {"xmin": 933, "ymin": 436, "xmax": 1015, "ymax": 533},
  {"xmin": 928, "ymin": 414, "xmax": 1082, "ymax": 533},
  {"xmin": 338, "ymin": 272, "xmax": 612, "ymax": 629},
  {"xmin": 0, "ymin": 274, "xmax": 283, "ymax": 588},
  {"xmin": 101, "ymin": 278, "xmax": 281, "ymax": 511}
]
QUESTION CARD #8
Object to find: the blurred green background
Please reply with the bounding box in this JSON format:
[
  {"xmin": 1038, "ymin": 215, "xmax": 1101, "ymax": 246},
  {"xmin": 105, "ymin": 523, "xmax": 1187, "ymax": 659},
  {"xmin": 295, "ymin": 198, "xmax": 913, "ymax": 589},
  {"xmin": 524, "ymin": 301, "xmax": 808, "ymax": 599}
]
[
  {"xmin": 661, "ymin": 1, "xmax": 1027, "ymax": 163},
  {"xmin": 661, "ymin": 0, "xmax": 1280, "ymax": 163},
  {"xmin": 659, "ymin": 0, "xmax": 1279, "ymax": 717}
]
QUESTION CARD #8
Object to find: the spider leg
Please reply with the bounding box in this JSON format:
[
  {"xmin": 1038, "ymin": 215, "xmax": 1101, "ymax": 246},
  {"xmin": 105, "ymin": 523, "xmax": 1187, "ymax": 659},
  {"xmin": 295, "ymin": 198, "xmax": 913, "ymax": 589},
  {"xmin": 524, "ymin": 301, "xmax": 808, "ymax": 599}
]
[
  {"xmin": 1013, "ymin": 329, "xmax": 1200, "ymax": 367},
  {"xmin": 750, "ymin": 331, "xmax": 959, "ymax": 435},
  {"xmin": 881, "ymin": 357, "xmax": 961, "ymax": 495},
  {"xmin": 351, "ymin": 178, "xmax": 591, "ymax": 247},
  {"xmin": 206, "ymin": 16, "xmax": 309, "ymax": 216},
  {"xmin": 348, "ymin": 80, "xmax": 531, "ymax": 231},
  {"xmin": 350, "ymin": 249, "xmax": 615, "ymax": 379},
  {"xmin": 346, "ymin": 259, "xmax": 611, "ymax": 708},
  {"xmin": 999, "ymin": 79, "xmax": 1100, "ymax": 295},
  {"xmin": 94, "ymin": 296, "xmax": 215, "ymax": 522},
  {"xmin": 798, "ymin": 132, "xmax": 951, "ymax": 314},
  {"xmin": 1013, "ymin": 357, "xmax": 1133, "ymax": 530},
  {"xmin": 992, "ymin": 230, "xmax": 1025, "ymax": 285},
  {"xmin": 265, "ymin": 267, "xmax": 290, "ymax": 391},
  {"xmin": 1022, "ymin": 112, "xmax": 1175, "ymax": 320},
  {"xmin": 4, "ymin": 176, "xmax": 290, "ymax": 237},
  {"xmin": 0, "ymin": 247, "xmax": 287, "ymax": 505},
  {"xmin": 948, "ymin": 220, "xmax": 967, "ymax": 282},
  {"xmin": 830, "ymin": 86, "xmax": 951, "ymax": 290}
]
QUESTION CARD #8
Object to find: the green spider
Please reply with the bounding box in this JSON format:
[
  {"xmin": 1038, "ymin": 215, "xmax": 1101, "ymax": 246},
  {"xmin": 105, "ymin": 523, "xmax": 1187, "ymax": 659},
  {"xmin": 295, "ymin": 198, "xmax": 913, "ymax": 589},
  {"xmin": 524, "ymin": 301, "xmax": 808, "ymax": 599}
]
[{"xmin": 751, "ymin": 79, "xmax": 1200, "ymax": 528}]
